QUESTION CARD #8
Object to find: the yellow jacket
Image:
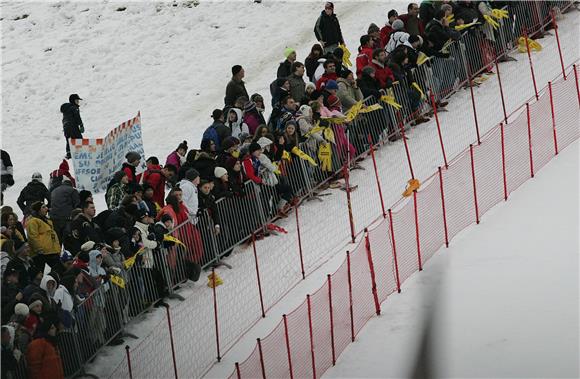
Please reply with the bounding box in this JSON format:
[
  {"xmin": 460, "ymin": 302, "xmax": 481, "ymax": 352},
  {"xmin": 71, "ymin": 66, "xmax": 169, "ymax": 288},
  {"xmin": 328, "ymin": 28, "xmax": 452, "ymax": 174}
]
[{"xmin": 26, "ymin": 216, "xmax": 61, "ymax": 256}]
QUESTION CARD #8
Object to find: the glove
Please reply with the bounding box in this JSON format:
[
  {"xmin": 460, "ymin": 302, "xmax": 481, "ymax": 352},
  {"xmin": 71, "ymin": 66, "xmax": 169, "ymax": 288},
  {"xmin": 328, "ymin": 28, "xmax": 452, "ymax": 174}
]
[
  {"xmin": 484, "ymin": 14, "xmax": 500, "ymax": 30},
  {"xmin": 214, "ymin": 225, "xmax": 221, "ymax": 235},
  {"xmin": 491, "ymin": 8, "xmax": 509, "ymax": 20},
  {"xmin": 79, "ymin": 124, "xmax": 85, "ymax": 133}
]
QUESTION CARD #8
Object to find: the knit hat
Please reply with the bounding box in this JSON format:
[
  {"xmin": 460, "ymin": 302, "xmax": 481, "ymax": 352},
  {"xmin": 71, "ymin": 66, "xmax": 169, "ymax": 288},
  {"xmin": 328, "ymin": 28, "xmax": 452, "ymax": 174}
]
[
  {"xmin": 28, "ymin": 300, "xmax": 43, "ymax": 312},
  {"xmin": 125, "ymin": 151, "xmax": 141, "ymax": 163},
  {"xmin": 244, "ymin": 101, "xmax": 257, "ymax": 112},
  {"xmin": 325, "ymin": 80, "xmax": 339, "ymax": 90},
  {"xmin": 305, "ymin": 82, "xmax": 316, "ymax": 91},
  {"xmin": 185, "ymin": 169, "xmax": 200, "ymax": 181},
  {"xmin": 325, "ymin": 2, "xmax": 334, "ymax": 9},
  {"xmin": 284, "ymin": 47, "xmax": 296, "ymax": 59},
  {"xmin": 328, "ymin": 95, "xmax": 340, "ymax": 108},
  {"xmin": 232, "ymin": 65, "xmax": 243, "ymax": 76},
  {"xmin": 392, "ymin": 19, "xmax": 404, "ymax": 31},
  {"xmin": 31, "ymin": 172, "xmax": 43, "ymax": 182},
  {"xmin": 249, "ymin": 142, "xmax": 262, "ymax": 154},
  {"xmin": 60, "ymin": 250, "xmax": 74, "ymax": 263},
  {"xmin": 362, "ymin": 65, "xmax": 375, "ymax": 76},
  {"xmin": 214, "ymin": 167, "xmax": 228, "ymax": 179},
  {"xmin": 136, "ymin": 209, "xmax": 151, "ymax": 220},
  {"xmin": 14, "ymin": 303, "xmax": 29, "ymax": 317},
  {"xmin": 368, "ymin": 23, "xmax": 380, "ymax": 34},
  {"xmin": 340, "ymin": 69, "xmax": 353, "ymax": 79},
  {"xmin": 81, "ymin": 241, "xmax": 96, "ymax": 252},
  {"xmin": 79, "ymin": 190, "xmax": 92, "ymax": 203}
]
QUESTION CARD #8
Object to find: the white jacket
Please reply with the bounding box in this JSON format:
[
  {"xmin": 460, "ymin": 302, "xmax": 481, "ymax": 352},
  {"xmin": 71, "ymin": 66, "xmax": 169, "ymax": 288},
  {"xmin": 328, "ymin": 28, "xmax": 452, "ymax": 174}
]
[
  {"xmin": 178, "ymin": 179, "xmax": 198, "ymax": 221},
  {"xmin": 385, "ymin": 31, "xmax": 410, "ymax": 53},
  {"xmin": 226, "ymin": 108, "xmax": 249, "ymax": 139},
  {"xmin": 53, "ymin": 285, "xmax": 74, "ymax": 312},
  {"xmin": 135, "ymin": 221, "xmax": 157, "ymax": 269},
  {"xmin": 256, "ymin": 137, "xmax": 279, "ymax": 186}
]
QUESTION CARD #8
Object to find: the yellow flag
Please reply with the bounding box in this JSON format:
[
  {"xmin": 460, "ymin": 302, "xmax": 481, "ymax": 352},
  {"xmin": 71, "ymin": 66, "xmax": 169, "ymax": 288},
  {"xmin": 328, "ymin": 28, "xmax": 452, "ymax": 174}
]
[
  {"xmin": 163, "ymin": 235, "xmax": 185, "ymax": 247},
  {"xmin": 321, "ymin": 116, "xmax": 347, "ymax": 125},
  {"xmin": 484, "ymin": 14, "xmax": 500, "ymax": 29},
  {"xmin": 291, "ymin": 146, "xmax": 317, "ymax": 166},
  {"xmin": 323, "ymin": 127, "xmax": 336, "ymax": 144},
  {"xmin": 282, "ymin": 150, "xmax": 291, "ymax": 161},
  {"xmin": 491, "ymin": 8, "xmax": 509, "ymax": 20},
  {"xmin": 110, "ymin": 275, "xmax": 126, "ymax": 289},
  {"xmin": 411, "ymin": 82, "xmax": 425, "ymax": 100},
  {"xmin": 318, "ymin": 143, "xmax": 333, "ymax": 172},
  {"xmin": 379, "ymin": 95, "xmax": 402, "ymax": 110},
  {"xmin": 339, "ymin": 44, "xmax": 352, "ymax": 68},
  {"xmin": 445, "ymin": 14, "xmax": 454, "ymax": 23},
  {"xmin": 359, "ymin": 104, "xmax": 383, "ymax": 113},
  {"xmin": 454, "ymin": 21, "xmax": 480, "ymax": 31},
  {"xmin": 124, "ymin": 247, "xmax": 145, "ymax": 269},
  {"xmin": 417, "ymin": 52, "xmax": 430, "ymax": 66}
]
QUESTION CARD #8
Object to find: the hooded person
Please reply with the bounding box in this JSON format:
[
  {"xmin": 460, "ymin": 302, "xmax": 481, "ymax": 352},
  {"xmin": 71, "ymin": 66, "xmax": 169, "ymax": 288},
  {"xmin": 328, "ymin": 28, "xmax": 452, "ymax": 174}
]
[
  {"xmin": 165, "ymin": 141, "xmax": 188, "ymax": 172},
  {"xmin": 385, "ymin": 19, "xmax": 410, "ymax": 54},
  {"xmin": 255, "ymin": 137, "xmax": 294, "ymax": 214},
  {"xmin": 133, "ymin": 209, "xmax": 157, "ymax": 269},
  {"xmin": 17, "ymin": 173, "xmax": 50, "ymax": 217},
  {"xmin": 225, "ymin": 108, "xmax": 249, "ymax": 139},
  {"xmin": 178, "ymin": 169, "xmax": 201, "ymax": 221}
]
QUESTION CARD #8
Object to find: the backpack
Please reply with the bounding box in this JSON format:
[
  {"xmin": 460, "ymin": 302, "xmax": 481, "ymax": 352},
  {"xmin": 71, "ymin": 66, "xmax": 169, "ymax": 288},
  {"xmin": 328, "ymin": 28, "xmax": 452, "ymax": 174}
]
[{"xmin": 202, "ymin": 126, "xmax": 219, "ymax": 146}]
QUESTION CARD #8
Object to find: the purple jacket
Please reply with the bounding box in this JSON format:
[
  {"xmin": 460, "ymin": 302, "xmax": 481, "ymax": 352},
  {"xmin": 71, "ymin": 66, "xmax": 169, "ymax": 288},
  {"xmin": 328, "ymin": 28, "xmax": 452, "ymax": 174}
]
[
  {"xmin": 243, "ymin": 111, "xmax": 264, "ymax": 135},
  {"xmin": 165, "ymin": 151, "xmax": 182, "ymax": 171}
]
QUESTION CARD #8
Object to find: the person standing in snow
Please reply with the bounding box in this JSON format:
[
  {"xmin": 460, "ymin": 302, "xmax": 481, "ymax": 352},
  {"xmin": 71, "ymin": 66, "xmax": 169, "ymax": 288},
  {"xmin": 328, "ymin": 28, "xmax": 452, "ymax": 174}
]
[
  {"xmin": 49, "ymin": 176, "xmax": 80, "ymax": 243},
  {"xmin": 314, "ymin": 2, "xmax": 345, "ymax": 54},
  {"xmin": 380, "ymin": 9, "xmax": 399, "ymax": 47},
  {"xmin": 288, "ymin": 62, "xmax": 307, "ymax": 105},
  {"xmin": 277, "ymin": 48, "xmax": 297, "ymax": 79},
  {"xmin": 17, "ymin": 173, "xmax": 50, "ymax": 217},
  {"xmin": 1, "ymin": 150, "xmax": 14, "ymax": 205},
  {"xmin": 224, "ymin": 65, "xmax": 249, "ymax": 108},
  {"xmin": 60, "ymin": 94, "xmax": 84, "ymax": 159},
  {"xmin": 399, "ymin": 3, "xmax": 425, "ymax": 36}
]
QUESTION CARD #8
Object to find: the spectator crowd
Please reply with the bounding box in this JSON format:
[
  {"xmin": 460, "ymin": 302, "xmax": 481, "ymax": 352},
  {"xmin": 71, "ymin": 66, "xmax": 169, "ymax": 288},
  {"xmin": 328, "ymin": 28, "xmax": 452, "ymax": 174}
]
[{"xmin": 0, "ymin": 1, "xmax": 554, "ymax": 377}]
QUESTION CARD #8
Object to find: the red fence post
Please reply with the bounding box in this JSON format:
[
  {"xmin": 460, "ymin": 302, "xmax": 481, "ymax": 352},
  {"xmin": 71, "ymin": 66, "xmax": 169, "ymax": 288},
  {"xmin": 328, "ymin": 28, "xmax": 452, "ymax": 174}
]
[
  {"xmin": 211, "ymin": 268, "xmax": 221, "ymax": 362},
  {"xmin": 125, "ymin": 345, "xmax": 133, "ymax": 379},
  {"xmin": 368, "ymin": 134, "xmax": 387, "ymax": 218},
  {"xmin": 283, "ymin": 315, "xmax": 295, "ymax": 379},
  {"xmin": 500, "ymin": 123, "xmax": 508, "ymax": 201},
  {"xmin": 430, "ymin": 93, "xmax": 449, "ymax": 168},
  {"xmin": 387, "ymin": 209, "xmax": 402, "ymax": 293},
  {"xmin": 469, "ymin": 145, "xmax": 480, "ymax": 225},
  {"xmin": 526, "ymin": 104, "xmax": 535, "ymax": 178},
  {"xmin": 466, "ymin": 63, "xmax": 481, "ymax": 145},
  {"xmin": 523, "ymin": 28, "xmax": 539, "ymax": 100},
  {"xmin": 548, "ymin": 82, "xmax": 559, "ymax": 155},
  {"xmin": 412, "ymin": 191, "xmax": 423, "ymax": 270},
  {"xmin": 307, "ymin": 295, "xmax": 317, "ymax": 379},
  {"xmin": 164, "ymin": 305, "xmax": 179, "ymax": 379},
  {"xmin": 551, "ymin": 10, "xmax": 567, "ymax": 80},
  {"xmin": 327, "ymin": 274, "xmax": 336, "ymax": 365},
  {"xmin": 343, "ymin": 164, "xmax": 356, "ymax": 243},
  {"xmin": 398, "ymin": 118, "xmax": 416, "ymax": 178},
  {"xmin": 574, "ymin": 64, "xmax": 580, "ymax": 107},
  {"xmin": 494, "ymin": 56, "xmax": 508, "ymax": 124},
  {"xmin": 251, "ymin": 233, "xmax": 266, "ymax": 318},
  {"xmin": 364, "ymin": 229, "xmax": 381, "ymax": 315},
  {"xmin": 437, "ymin": 167, "xmax": 450, "ymax": 247},
  {"xmin": 257, "ymin": 338, "xmax": 266, "ymax": 379},
  {"xmin": 235, "ymin": 362, "xmax": 241, "ymax": 379},
  {"xmin": 295, "ymin": 206, "xmax": 306, "ymax": 279},
  {"xmin": 346, "ymin": 251, "xmax": 355, "ymax": 341}
]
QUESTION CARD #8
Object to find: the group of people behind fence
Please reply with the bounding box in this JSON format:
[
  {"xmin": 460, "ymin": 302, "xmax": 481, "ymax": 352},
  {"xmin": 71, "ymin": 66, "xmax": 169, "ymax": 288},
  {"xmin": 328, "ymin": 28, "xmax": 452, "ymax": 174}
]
[{"xmin": 0, "ymin": 1, "xmax": 554, "ymax": 378}]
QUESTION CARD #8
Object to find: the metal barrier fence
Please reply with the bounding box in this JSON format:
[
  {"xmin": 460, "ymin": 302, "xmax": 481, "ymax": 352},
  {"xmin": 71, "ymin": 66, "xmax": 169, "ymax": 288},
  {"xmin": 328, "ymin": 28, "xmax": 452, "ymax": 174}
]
[
  {"xmin": 57, "ymin": 2, "xmax": 573, "ymax": 378},
  {"xmin": 228, "ymin": 63, "xmax": 580, "ymax": 379}
]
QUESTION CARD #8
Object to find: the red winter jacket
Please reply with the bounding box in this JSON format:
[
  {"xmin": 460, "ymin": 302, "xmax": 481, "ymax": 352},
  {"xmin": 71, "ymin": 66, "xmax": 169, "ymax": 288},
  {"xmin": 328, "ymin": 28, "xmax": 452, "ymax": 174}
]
[
  {"xmin": 380, "ymin": 24, "xmax": 394, "ymax": 48},
  {"xmin": 241, "ymin": 156, "xmax": 262, "ymax": 185},
  {"xmin": 316, "ymin": 72, "xmax": 338, "ymax": 90},
  {"xmin": 398, "ymin": 13, "xmax": 425, "ymax": 36},
  {"xmin": 142, "ymin": 165, "xmax": 166, "ymax": 206},
  {"xmin": 356, "ymin": 46, "xmax": 374, "ymax": 78},
  {"xmin": 371, "ymin": 60, "xmax": 395, "ymax": 89},
  {"xmin": 122, "ymin": 163, "xmax": 141, "ymax": 184}
]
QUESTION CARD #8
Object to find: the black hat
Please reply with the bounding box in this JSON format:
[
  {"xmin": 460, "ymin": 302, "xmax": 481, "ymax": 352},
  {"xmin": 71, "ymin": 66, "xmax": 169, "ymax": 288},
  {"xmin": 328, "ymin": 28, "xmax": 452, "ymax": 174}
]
[
  {"xmin": 4, "ymin": 267, "xmax": 18, "ymax": 277},
  {"xmin": 249, "ymin": 142, "xmax": 262, "ymax": 154},
  {"xmin": 232, "ymin": 65, "xmax": 243, "ymax": 76},
  {"xmin": 69, "ymin": 94, "xmax": 82, "ymax": 102},
  {"xmin": 30, "ymin": 201, "xmax": 44, "ymax": 213},
  {"xmin": 136, "ymin": 208, "xmax": 151, "ymax": 220},
  {"xmin": 185, "ymin": 169, "xmax": 200, "ymax": 181},
  {"xmin": 160, "ymin": 214, "xmax": 173, "ymax": 224}
]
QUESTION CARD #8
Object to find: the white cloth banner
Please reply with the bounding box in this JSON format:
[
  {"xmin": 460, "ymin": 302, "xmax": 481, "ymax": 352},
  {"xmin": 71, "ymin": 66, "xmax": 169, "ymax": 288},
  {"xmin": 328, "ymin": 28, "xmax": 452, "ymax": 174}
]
[{"xmin": 70, "ymin": 112, "xmax": 146, "ymax": 192}]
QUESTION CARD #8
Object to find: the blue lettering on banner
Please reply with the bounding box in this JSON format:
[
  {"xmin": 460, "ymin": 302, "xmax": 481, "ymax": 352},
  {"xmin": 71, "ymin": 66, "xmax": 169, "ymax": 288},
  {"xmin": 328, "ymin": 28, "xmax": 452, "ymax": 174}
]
[{"xmin": 70, "ymin": 114, "xmax": 146, "ymax": 192}]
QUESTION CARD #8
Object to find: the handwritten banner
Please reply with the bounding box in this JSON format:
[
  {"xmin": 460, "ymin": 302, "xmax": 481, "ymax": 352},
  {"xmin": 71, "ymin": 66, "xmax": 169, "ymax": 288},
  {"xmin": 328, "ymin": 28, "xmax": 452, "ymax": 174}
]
[{"xmin": 70, "ymin": 112, "xmax": 146, "ymax": 192}]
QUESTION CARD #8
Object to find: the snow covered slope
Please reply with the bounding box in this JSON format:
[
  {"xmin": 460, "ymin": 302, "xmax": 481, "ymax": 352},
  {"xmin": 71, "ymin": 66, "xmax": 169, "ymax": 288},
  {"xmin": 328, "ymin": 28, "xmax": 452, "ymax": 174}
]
[
  {"xmin": 323, "ymin": 140, "xmax": 579, "ymax": 379},
  {"xmin": 1, "ymin": 0, "xmax": 408, "ymax": 207}
]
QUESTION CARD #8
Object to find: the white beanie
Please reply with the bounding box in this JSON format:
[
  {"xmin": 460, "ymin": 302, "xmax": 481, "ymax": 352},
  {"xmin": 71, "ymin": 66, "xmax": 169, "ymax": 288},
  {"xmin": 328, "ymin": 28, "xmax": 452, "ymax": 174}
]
[
  {"xmin": 214, "ymin": 167, "xmax": 228, "ymax": 179},
  {"xmin": 81, "ymin": 241, "xmax": 96, "ymax": 252},
  {"xmin": 14, "ymin": 303, "xmax": 29, "ymax": 317}
]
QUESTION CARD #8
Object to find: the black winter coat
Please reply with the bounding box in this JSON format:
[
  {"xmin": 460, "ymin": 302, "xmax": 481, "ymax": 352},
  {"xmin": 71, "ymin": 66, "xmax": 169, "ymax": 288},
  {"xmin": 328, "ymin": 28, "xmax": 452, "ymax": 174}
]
[
  {"xmin": 357, "ymin": 74, "xmax": 382, "ymax": 99},
  {"xmin": 49, "ymin": 182, "xmax": 80, "ymax": 220},
  {"xmin": 425, "ymin": 19, "xmax": 453, "ymax": 52},
  {"xmin": 224, "ymin": 78, "xmax": 249, "ymax": 107},
  {"xmin": 193, "ymin": 153, "xmax": 217, "ymax": 181},
  {"xmin": 60, "ymin": 102, "xmax": 83, "ymax": 137},
  {"xmin": 277, "ymin": 60, "xmax": 292, "ymax": 79},
  {"xmin": 1, "ymin": 282, "xmax": 20, "ymax": 324},
  {"xmin": 305, "ymin": 56, "xmax": 320, "ymax": 82},
  {"xmin": 5, "ymin": 258, "xmax": 31, "ymax": 289},
  {"xmin": 17, "ymin": 181, "xmax": 50, "ymax": 215},
  {"xmin": 314, "ymin": 12, "xmax": 344, "ymax": 46},
  {"xmin": 198, "ymin": 191, "xmax": 220, "ymax": 226}
]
